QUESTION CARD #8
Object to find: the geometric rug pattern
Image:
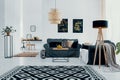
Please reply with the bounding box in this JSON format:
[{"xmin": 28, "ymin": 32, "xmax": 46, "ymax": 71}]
[{"xmin": 0, "ymin": 66, "xmax": 106, "ymax": 80}]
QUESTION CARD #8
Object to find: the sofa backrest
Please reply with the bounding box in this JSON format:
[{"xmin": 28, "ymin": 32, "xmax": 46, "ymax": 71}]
[
  {"xmin": 47, "ymin": 38, "xmax": 78, "ymax": 48},
  {"xmin": 47, "ymin": 39, "xmax": 63, "ymax": 43}
]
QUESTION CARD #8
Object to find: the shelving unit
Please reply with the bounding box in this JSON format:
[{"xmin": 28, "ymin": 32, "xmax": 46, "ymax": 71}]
[{"xmin": 21, "ymin": 39, "xmax": 42, "ymax": 51}]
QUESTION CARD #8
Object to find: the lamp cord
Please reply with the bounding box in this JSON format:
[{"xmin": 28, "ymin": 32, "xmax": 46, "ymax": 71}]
[{"xmin": 55, "ymin": 0, "xmax": 56, "ymax": 9}]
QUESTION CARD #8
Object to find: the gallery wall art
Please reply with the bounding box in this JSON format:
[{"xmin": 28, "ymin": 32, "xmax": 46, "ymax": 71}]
[
  {"xmin": 30, "ymin": 25, "xmax": 36, "ymax": 32},
  {"xmin": 73, "ymin": 19, "xmax": 83, "ymax": 33},
  {"xmin": 58, "ymin": 19, "xmax": 68, "ymax": 33}
]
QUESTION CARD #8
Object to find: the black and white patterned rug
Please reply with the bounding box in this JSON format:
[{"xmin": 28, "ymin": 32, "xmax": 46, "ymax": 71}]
[{"xmin": 0, "ymin": 66, "xmax": 106, "ymax": 80}]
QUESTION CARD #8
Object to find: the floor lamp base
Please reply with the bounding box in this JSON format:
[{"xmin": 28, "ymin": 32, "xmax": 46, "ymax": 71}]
[{"xmin": 93, "ymin": 28, "xmax": 108, "ymax": 68}]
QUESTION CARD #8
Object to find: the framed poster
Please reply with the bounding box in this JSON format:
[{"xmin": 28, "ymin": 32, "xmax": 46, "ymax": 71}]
[
  {"xmin": 58, "ymin": 19, "xmax": 68, "ymax": 33},
  {"xmin": 73, "ymin": 19, "xmax": 83, "ymax": 33},
  {"xmin": 30, "ymin": 25, "xmax": 36, "ymax": 32}
]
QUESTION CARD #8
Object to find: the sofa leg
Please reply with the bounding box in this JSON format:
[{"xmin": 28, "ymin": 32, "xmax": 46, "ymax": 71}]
[
  {"xmin": 41, "ymin": 50, "xmax": 46, "ymax": 59},
  {"xmin": 52, "ymin": 58, "xmax": 69, "ymax": 62}
]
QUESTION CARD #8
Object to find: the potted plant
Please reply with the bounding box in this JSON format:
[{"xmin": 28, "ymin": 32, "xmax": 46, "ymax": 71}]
[
  {"xmin": 116, "ymin": 42, "xmax": 120, "ymax": 55},
  {"xmin": 1, "ymin": 26, "xmax": 16, "ymax": 36}
]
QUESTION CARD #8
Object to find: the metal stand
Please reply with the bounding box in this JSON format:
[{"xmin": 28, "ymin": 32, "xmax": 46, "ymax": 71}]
[
  {"xmin": 41, "ymin": 50, "xmax": 46, "ymax": 59},
  {"xmin": 93, "ymin": 28, "xmax": 108, "ymax": 68},
  {"xmin": 52, "ymin": 58, "xmax": 69, "ymax": 62},
  {"xmin": 4, "ymin": 35, "xmax": 13, "ymax": 58},
  {"xmin": 21, "ymin": 41, "xmax": 26, "ymax": 50}
]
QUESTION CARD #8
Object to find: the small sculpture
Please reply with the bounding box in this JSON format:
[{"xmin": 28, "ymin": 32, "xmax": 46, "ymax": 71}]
[{"xmin": 57, "ymin": 45, "xmax": 62, "ymax": 49}]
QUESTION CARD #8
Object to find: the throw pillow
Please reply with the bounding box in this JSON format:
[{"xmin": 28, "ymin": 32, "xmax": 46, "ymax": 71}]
[
  {"xmin": 62, "ymin": 40, "xmax": 67, "ymax": 48},
  {"xmin": 66, "ymin": 40, "xmax": 74, "ymax": 48},
  {"xmin": 71, "ymin": 41, "xmax": 78, "ymax": 48}
]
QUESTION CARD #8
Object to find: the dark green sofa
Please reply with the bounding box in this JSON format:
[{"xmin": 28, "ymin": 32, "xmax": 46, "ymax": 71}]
[{"xmin": 43, "ymin": 38, "xmax": 81, "ymax": 58}]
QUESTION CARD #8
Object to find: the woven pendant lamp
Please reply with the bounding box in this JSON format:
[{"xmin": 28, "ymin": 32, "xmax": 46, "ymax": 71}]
[{"xmin": 48, "ymin": 0, "xmax": 61, "ymax": 24}]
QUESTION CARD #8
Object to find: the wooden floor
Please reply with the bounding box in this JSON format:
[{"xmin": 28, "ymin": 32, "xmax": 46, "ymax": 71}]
[{"xmin": 14, "ymin": 52, "xmax": 38, "ymax": 57}]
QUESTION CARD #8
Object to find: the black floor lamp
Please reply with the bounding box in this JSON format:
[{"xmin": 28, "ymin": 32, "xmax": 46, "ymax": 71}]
[{"xmin": 93, "ymin": 20, "xmax": 108, "ymax": 68}]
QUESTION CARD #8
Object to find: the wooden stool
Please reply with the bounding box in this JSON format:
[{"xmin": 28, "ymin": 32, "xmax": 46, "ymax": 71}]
[{"xmin": 26, "ymin": 43, "xmax": 35, "ymax": 50}]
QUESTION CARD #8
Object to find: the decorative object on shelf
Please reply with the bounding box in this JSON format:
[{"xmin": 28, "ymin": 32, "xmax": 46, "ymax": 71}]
[
  {"xmin": 93, "ymin": 20, "xmax": 108, "ymax": 68},
  {"xmin": 30, "ymin": 25, "xmax": 36, "ymax": 32},
  {"xmin": 58, "ymin": 19, "xmax": 68, "ymax": 33},
  {"xmin": 33, "ymin": 36, "xmax": 40, "ymax": 40},
  {"xmin": 48, "ymin": 0, "xmax": 61, "ymax": 24},
  {"xmin": 26, "ymin": 34, "xmax": 32, "ymax": 40},
  {"xmin": 1, "ymin": 26, "xmax": 16, "ymax": 36},
  {"xmin": 26, "ymin": 43, "xmax": 36, "ymax": 50},
  {"xmin": 116, "ymin": 42, "xmax": 120, "ymax": 55},
  {"xmin": 4, "ymin": 35, "xmax": 13, "ymax": 58},
  {"xmin": 73, "ymin": 19, "xmax": 83, "ymax": 33},
  {"xmin": 57, "ymin": 44, "xmax": 62, "ymax": 49}
]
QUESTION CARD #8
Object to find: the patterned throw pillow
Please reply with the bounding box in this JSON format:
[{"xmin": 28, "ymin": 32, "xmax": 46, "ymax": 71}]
[{"xmin": 62, "ymin": 40, "xmax": 67, "ymax": 48}]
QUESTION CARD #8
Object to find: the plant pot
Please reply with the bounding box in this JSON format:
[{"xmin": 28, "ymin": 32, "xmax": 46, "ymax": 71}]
[{"xmin": 6, "ymin": 32, "xmax": 10, "ymax": 36}]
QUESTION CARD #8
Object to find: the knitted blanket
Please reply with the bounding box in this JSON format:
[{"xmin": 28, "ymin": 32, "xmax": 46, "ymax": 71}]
[{"xmin": 104, "ymin": 43, "xmax": 120, "ymax": 72}]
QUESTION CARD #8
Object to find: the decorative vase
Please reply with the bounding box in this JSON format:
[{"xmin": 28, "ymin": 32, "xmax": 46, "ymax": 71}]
[{"xmin": 6, "ymin": 32, "xmax": 10, "ymax": 36}]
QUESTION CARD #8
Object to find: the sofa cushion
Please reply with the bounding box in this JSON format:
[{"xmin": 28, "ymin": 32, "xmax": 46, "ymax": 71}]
[{"xmin": 49, "ymin": 42, "xmax": 62, "ymax": 48}]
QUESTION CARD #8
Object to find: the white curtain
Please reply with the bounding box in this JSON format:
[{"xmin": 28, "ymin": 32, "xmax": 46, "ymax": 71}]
[{"xmin": 106, "ymin": 0, "xmax": 120, "ymax": 44}]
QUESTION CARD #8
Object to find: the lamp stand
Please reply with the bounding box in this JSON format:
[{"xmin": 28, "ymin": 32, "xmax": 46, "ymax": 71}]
[{"xmin": 93, "ymin": 27, "xmax": 108, "ymax": 68}]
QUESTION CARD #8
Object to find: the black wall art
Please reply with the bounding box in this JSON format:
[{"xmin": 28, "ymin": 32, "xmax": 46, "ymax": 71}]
[
  {"xmin": 73, "ymin": 19, "xmax": 83, "ymax": 33},
  {"xmin": 58, "ymin": 19, "xmax": 68, "ymax": 33}
]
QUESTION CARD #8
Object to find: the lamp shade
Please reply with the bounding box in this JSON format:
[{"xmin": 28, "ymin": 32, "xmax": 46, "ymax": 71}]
[
  {"xmin": 93, "ymin": 20, "xmax": 108, "ymax": 28},
  {"xmin": 48, "ymin": 8, "xmax": 61, "ymax": 24}
]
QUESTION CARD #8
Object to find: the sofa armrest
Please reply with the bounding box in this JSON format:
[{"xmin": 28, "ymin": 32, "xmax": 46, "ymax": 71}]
[
  {"xmin": 78, "ymin": 44, "xmax": 82, "ymax": 49},
  {"xmin": 44, "ymin": 44, "xmax": 49, "ymax": 49},
  {"xmin": 44, "ymin": 44, "xmax": 54, "ymax": 51}
]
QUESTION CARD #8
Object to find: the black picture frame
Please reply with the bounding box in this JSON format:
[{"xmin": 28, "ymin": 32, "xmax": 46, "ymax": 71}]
[
  {"xmin": 73, "ymin": 19, "xmax": 83, "ymax": 33},
  {"xmin": 58, "ymin": 19, "xmax": 68, "ymax": 33},
  {"xmin": 30, "ymin": 25, "xmax": 36, "ymax": 32}
]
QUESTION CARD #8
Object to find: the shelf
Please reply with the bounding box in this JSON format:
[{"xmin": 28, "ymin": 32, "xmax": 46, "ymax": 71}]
[{"xmin": 22, "ymin": 39, "xmax": 42, "ymax": 41}]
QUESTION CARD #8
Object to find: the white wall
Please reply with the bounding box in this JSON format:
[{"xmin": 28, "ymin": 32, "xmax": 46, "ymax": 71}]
[
  {"xmin": 2, "ymin": 0, "xmax": 101, "ymax": 55},
  {"xmin": 23, "ymin": 0, "xmax": 42, "ymax": 38},
  {"xmin": 106, "ymin": 0, "xmax": 120, "ymax": 62},
  {"xmin": 106, "ymin": 0, "xmax": 120, "ymax": 43},
  {"xmin": 42, "ymin": 0, "xmax": 101, "ymax": 44},
  {"xmin": 4, "ymin": 0, "xmax": 22, "ymax": 55},
  {"xmin": 0, "ymin": 0, "xmax": 5, "ymax": 57},
  {"xmin": 13, "ymin": 0, "xmax": 101, "ymax": 53},
  {"xmin": 22, "ymin": 0, "xmax": 43, "ymax": 50}
]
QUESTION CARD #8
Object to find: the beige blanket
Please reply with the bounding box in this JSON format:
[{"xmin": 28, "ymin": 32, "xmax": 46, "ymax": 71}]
[{"xmin": 104, "ymin": 43, "xmax": 120, "ymax": 72}]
